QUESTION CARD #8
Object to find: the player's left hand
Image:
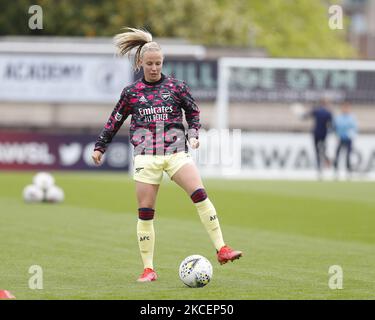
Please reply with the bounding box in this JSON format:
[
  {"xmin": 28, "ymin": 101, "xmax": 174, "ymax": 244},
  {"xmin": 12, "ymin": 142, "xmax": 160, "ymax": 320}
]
[{"xmin": 189, "ymin": 138, "xmax": 200, "ymax": 149}]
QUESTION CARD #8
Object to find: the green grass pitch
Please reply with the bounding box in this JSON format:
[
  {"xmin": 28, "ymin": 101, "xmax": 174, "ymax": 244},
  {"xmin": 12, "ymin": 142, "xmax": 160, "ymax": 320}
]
[{"xmin": 1, "ymin": 171, "xmax": 375, "ymax": 300}]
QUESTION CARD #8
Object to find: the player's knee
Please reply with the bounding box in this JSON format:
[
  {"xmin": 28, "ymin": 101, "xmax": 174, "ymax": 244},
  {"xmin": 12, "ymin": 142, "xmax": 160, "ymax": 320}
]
[
  {"xmin": 190, "ymin": 188, "xmax": 207, "ymax": 203},
  {"xmin": 138, "ymin": 208, "xmax": 155, "ymax": 220}
]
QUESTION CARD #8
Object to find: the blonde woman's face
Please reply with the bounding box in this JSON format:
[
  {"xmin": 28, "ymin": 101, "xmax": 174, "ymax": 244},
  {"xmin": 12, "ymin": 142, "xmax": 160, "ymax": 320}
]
[{"xmin": 141, "ymin": 50, "xmax": 163, "ymax": 82}]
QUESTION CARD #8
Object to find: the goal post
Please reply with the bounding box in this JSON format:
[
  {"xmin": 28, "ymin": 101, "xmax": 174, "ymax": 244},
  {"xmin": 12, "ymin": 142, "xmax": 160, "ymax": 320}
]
[{"xmin": 215, "ymin": 57, "xmax": 375, "ymax": 131}]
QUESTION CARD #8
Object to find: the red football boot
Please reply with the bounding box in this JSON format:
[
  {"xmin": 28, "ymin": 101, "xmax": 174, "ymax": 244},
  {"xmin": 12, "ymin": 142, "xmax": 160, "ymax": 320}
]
[
  {"xmin": 137, "ymin": 268, "xmax": 157, "ymax": 282},
  {"xmin": 217, "ymin": 245, "xmax": 243, "ymax": 265}
]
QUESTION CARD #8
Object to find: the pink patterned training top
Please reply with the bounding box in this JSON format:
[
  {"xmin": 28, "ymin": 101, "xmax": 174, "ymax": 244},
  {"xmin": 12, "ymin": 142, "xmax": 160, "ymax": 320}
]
[{"xmin": 94, "ymin": 74, "xmax": 201, "ymax": 156}]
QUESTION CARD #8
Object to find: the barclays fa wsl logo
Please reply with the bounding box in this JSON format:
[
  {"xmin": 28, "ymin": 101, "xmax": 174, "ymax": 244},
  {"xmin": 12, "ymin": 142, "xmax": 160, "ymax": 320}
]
[{"xmin": 115, "ymin": 112, "xmax": 123, "ymax": 121}]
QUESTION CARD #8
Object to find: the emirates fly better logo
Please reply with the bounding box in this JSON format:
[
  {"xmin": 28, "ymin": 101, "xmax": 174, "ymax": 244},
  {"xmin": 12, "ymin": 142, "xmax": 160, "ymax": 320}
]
[{"xmin": 138, "ymin": 106, "xmax": 173, "ymax": 122}]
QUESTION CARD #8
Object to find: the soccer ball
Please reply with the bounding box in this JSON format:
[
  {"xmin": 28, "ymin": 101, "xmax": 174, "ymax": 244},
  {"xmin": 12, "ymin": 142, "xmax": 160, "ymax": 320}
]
[
  {"xmin": 179, "ymin": 255, "xmax": 213, "ymax": 288},
  {"xmin": 33, "ymin": 172, "xmax": 55, "ymax": 191},
  {"xmin": 23, "ymin": 172, "xmax": 64, "ymax": 204},
  {"xmin": 23, "ymin": 184, "xmax": 44, "ymax": 203},
  {"xmin": 45, "ymin": 185, "xmax": 64, "ymax": 203}
]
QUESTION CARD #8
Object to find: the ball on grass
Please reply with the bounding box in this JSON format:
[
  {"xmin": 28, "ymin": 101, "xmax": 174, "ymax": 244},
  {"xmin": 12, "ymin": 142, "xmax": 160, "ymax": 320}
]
[{"xmin": 23, "ymin": 184, "xmax": 44, "ymax": 203}]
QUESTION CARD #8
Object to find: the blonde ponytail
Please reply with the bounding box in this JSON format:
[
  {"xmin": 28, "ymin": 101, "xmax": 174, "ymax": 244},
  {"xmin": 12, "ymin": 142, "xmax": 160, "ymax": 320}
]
[{"xmin": 114, "ymin": 27, "xmax": 161, "ymax": 71}]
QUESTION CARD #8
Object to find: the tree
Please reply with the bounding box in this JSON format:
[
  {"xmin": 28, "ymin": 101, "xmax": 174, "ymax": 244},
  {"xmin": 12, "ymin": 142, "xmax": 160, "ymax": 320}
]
[
  {"xmin": 246, "ymin": 0, "xmax": 354, "ymax": 58},
  {"xmin": 1, "ymin": 0, "xmax": 355, "ymax": 58}
]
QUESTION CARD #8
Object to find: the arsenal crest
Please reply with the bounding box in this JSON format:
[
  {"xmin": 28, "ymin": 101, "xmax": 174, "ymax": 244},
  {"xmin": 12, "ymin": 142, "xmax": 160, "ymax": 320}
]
[{"xmin": 161, "ymin": 90, "xmax": 171, "ymax": 101}]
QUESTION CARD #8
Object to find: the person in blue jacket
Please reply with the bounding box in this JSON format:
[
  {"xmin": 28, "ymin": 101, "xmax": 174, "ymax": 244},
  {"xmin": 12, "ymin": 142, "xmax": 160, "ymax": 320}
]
[{"xmin": 333, "ymin": 103, "xmax": 358, "ymax": 174}]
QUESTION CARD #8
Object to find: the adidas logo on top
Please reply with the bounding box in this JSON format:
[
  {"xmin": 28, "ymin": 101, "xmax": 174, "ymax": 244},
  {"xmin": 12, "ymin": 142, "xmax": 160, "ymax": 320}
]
[{"xmin": 139, "ymin": 96, "xmax": 148, "ymax": 103}]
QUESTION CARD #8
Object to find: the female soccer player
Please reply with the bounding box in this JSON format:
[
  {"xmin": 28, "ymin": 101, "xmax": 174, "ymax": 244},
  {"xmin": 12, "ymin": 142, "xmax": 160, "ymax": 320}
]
[{"xmin": 92, "ymin": 28, "xmax": 242, "ymax": 282}]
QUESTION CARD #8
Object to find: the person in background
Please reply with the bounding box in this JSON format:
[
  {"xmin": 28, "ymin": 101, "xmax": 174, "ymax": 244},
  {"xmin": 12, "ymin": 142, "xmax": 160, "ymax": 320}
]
[
  {"xmin": 303, "ymin": 98, "xmax": 333, "ymax": 175},
  {"xmin": 333, "ymin": 103, "xmax": 358, "ymax": 177}
]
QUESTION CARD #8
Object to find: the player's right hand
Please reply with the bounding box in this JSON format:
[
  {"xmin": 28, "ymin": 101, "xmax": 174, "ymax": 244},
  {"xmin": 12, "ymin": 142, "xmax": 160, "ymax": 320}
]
[{"xmin": 92, "ymin": 150, "xmax": 103, "ymax": 165}]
